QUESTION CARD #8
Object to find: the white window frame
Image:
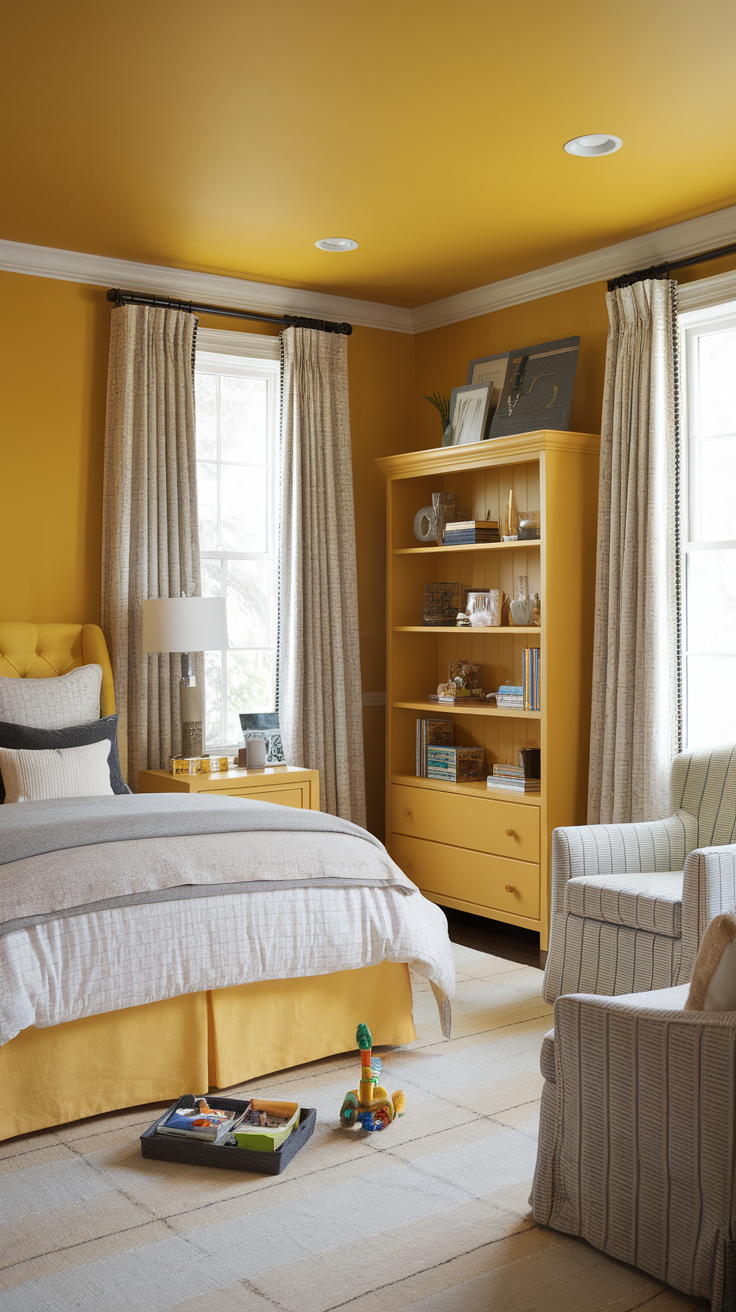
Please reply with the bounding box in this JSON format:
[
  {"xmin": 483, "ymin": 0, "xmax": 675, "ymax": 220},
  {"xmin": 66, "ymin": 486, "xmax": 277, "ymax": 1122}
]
[
  {"xmin": 194, "ymin": 329, "xmax": 281, "ymax": 751},
  {"xmin": 679, "ymin": 295, "xmax": 736, "ymax": 749}
]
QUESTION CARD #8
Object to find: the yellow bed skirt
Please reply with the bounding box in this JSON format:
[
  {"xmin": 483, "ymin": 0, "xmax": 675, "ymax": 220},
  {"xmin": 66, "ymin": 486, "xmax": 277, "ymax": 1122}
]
[{"xmin": 0, "ymin": 962, "xmax": 416, "ymax": 1140}]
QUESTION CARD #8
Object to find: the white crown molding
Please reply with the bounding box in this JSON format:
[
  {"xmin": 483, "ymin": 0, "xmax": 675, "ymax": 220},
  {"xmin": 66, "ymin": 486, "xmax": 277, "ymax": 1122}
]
[
  {"xmin": 677, "ymin": 267, "xmax": 736, "ymax": 317},
  {"xmin": 410, "ymin": 205, "xmax": 736, "ymax": 332},
  {"xmin": 2, "ymin": 204, "xmax": 735, "ymax": 339},
  {"xmin": 0, "ymin": 238, "xmax": 414, "ymax": 334}
]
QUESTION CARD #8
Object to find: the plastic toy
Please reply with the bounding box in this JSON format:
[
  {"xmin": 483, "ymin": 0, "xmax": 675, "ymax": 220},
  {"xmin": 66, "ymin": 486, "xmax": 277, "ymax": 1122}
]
[{"xmin": 339, "ymin": 1023, "xmax": 406, "ymax": 1132}]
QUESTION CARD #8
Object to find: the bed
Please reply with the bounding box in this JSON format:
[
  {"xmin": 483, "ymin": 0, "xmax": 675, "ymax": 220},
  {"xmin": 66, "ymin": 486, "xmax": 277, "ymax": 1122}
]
[{"xmin": 0, "ymin": 623, "xmax": 454, "ymax": 1140}]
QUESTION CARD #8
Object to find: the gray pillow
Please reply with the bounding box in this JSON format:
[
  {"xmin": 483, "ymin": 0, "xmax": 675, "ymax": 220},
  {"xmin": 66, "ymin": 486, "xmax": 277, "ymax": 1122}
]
[{"xmin": 0, "ymin": 715, "xmax": 130, "ymax": 803}]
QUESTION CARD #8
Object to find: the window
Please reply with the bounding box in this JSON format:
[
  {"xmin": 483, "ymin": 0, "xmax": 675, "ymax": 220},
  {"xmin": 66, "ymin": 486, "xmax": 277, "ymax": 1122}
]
[
  {"xmin": 194, "ymin": 330, "xmax": 280, "ymax": 748},
  {"xmin": 680, "ymin": 299, "xmax": 736, "ymax": 749}
]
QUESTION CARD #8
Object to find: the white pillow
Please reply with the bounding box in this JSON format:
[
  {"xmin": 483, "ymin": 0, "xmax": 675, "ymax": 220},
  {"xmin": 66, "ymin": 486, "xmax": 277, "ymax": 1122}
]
[
  {"xmin": 0, "ymin": 665, "xmax": 102, "ymax": 729},
  {"xmin": 0, "ymin": 740, "xmax": 114, "ymax": 803},
  {"xmin": 685, "ymin": 911, "xmax": 736, "ymax": 1011}
]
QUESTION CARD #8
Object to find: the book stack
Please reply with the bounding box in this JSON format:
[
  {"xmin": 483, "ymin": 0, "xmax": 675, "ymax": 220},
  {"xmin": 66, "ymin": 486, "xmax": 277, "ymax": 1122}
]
[
  {"xmin": 522, "ymin": 648, "xmax": 541, "ymax": 710},
  {"xmin": 443, "ymin": 520, "xmax": 500, "ymax": 545},
  {"xmin": 416, "ymin": 718, "xmax": 454, "ymax": 777},
  {"xmin": 487, "ymin": 747, "xmax": 541, "ymax": 794},
  {"xmin": 494, "ymin": 682, "xmax": 523, "ymax": 708},
  {"xmin": 427, "ymin": 745, "xmax": 485, "ymax": 783}
]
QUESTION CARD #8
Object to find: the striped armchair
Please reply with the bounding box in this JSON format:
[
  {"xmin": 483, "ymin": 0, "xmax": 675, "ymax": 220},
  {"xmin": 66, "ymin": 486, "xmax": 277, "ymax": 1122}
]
[
  {"xmin": 544, "ymin": 744, "xmax": 736, "ymax": 1004},
  {"xmin": 532, "ymin": 985, "xmax": 736, "ymax": 1309}
]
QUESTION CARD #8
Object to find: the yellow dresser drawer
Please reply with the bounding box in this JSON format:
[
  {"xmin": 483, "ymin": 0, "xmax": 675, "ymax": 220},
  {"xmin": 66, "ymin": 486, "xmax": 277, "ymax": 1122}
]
[
  {"xmin": 390, "ymin": 783, "xmax": 539, "ymax": 863},
  {"xmin": 223, "ymin": 785, "xmax": 306, "ymax": 808},
  {"xmin": 391, "ymin": 832, "xmax": 540, "ymax": 920}
]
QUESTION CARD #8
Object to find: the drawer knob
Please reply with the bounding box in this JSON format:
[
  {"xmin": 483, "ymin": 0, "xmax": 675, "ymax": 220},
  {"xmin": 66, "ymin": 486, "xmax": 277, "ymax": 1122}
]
[
  {"xmin": 403, "ymin": 859, "xmax": 412, "ymax": 870},
  {"xmin": 506, "ymin": 827, "xmax": 515, "ymax": 837},
  {"xmin": 404, "ymin": 807, "xmax": 413, "ymax": 817},
  {"xmin": 505, "ymin": 883, "xmax": 515, "ymax": 893}
]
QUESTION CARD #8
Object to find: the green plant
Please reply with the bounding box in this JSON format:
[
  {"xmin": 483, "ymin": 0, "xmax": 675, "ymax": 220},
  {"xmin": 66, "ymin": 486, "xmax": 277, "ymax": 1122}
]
[{"xmin": 423, "ymin": 391, "xmax": 451, "ymax": 432}]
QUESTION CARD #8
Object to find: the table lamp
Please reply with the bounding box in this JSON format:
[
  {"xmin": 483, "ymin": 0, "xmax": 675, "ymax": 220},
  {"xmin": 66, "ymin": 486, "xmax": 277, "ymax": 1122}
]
[{"xmin": 142, "ymin": 597, "xmax": 229, "ymax": 757}]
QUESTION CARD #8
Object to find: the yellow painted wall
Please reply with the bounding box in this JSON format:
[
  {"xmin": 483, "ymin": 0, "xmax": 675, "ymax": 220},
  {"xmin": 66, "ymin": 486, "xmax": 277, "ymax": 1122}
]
[
  {"xmin": 0, "ymin": 274, "xmax": 412, "ymax": 837},
  {"xmin": 3, "ymin": 254, "xmax": 735, "ymax": 836},
  {"xmin": 414, "ymin": 254, "xmax": 736, "ymax": 451}
]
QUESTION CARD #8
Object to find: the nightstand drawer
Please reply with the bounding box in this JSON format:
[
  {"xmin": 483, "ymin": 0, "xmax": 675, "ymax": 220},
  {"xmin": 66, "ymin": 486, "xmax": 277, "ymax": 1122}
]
[
  {"xmin": 391, "ymin": 783, "xmax": 539, "ymax": 862},
  {"xmin": 224, "ymin": 785, "xmax": 305, "ymax": 808},
  {"xmin": 390, "ymin": 832, "xmax": 540, "ymax": 920}
]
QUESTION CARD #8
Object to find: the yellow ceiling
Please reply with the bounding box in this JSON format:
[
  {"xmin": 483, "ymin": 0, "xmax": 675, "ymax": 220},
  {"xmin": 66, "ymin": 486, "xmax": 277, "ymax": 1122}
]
[{"xmin": 4, "ymin": 0, "xmax": 736, "ymax": 307}]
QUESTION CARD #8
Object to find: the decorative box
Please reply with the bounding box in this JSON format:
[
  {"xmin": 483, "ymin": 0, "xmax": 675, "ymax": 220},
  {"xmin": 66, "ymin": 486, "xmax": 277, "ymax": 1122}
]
[
  {"xmin": 423, "ymin": 582, "xmax": 459, "ymax": 627},
  {"xmin": 170, "ymin": 756, "xmax": 230, "ymax": 775},
  {"xmin": 427, "ymin": 745, "xmax": 485, "ymax": 783}
]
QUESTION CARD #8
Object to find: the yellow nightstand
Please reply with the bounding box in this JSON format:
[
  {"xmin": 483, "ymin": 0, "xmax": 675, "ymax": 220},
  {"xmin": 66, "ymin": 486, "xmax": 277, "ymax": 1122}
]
[{"xmin": 138, "ymin": 764, "xmax": 320, "ymax": 811}]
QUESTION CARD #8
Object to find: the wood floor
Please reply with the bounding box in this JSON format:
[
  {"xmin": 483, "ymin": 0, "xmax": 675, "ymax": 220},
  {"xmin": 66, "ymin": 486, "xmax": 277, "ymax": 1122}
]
[{"xmin": 444, "ymin": 905, "xmax": 547, "ymax": 970}]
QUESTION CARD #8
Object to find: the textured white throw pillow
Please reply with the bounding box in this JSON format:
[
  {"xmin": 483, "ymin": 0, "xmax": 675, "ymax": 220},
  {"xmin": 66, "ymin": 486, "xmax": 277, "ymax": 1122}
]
[
  {"xmin": 686, "ymin": 911, "xmax": 736, "ymax": 1011},
  {"xmin": 0, "ymin": 665, "xmax": 102, "ymax": 729},
  {"xmin": 0, "ymin": 740, "xmax": 114, "ymax": 803}
]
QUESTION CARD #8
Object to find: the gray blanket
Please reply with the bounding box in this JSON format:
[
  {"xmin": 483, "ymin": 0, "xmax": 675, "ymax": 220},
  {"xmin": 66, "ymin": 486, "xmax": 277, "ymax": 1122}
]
[
  {"xmin": 0, "ymin": 793, "xmax": 382, "ymax": 866},
  {"xmin": 0, "ymin": 794, "xmax": 414, "ymax": 938}
]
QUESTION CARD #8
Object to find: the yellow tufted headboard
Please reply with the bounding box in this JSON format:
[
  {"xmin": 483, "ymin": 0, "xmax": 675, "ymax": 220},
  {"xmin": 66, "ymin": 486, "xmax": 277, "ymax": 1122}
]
[{"xmin": 0, "ymin": 623, "xmax": 115, "ymax": 718}]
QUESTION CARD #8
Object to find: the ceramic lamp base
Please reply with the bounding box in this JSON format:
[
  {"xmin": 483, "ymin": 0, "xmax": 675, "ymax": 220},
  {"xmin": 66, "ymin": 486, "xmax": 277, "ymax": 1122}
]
[{"xmin": 180, "ymin": 682, "xmax": 203, "ymax": 758}]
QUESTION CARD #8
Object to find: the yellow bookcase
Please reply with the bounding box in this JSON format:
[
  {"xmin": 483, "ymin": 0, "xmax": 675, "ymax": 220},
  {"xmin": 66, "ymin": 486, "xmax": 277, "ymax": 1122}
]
[{"xmin": 377, "ymin": 430, "xmax": 600, "ymax": 950}]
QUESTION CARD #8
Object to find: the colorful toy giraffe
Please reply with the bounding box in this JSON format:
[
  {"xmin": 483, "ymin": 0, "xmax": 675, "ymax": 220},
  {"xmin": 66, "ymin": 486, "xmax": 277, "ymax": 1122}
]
[{"xmin": 339, "ymin": 1022, "xmax": 406, "ymax": 1132}]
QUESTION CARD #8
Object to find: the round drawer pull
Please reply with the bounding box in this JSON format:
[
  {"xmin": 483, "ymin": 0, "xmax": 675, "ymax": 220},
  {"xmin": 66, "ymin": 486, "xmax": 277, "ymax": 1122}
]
[
  {"xmin": 505, "ymin": 883, "xmax": 515, "ymax": 893},
  {"xmin": 506, "ymin": 827, "xmax": 515, "ymax": 837},
  {"xmin": 404, "ymin": 807, "xmax": 413, "ymax": 817},
  {"xmin": 403, "ymin": 859, "xmax": 412, "ymax": 870}
]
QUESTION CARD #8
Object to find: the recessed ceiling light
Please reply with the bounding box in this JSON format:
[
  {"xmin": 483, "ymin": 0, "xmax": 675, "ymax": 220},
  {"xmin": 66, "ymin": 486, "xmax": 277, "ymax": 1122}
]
[
  {"xmin": 315, "ymin": 237, "xmax": 359, "ymax": 253},
  {"xmin": 564, "ymin": 133, "xmax": 622, "ymax": 157}
]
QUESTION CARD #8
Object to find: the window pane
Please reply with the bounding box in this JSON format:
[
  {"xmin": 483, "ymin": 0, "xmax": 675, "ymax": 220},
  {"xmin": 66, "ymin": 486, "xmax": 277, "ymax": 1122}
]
[
  {"xmin": 221, "ymin": 466, "xmax": 268, "ymax": 551},
  {"xmin": 687, "ymin": 550, "xmax": 736, "ymax": 653},
  {"xmin": 200, "ymin": 557, "xmax": 223, "ymax": 598},
  {"xmin": 226, "ymin": 559, "xmax": 271, "ymax": 648},
  {"xmin": 220, "ymin": 375, "xmax": 268, "ymax": 464},
  {"xmin": 226, "ymin": 650, "xmax": 275, "ymax": 742},
  {"xmin": 194, "ymin": 373, "xmax": 218, "ymax": 459},
  {"xmin": 687, "ymin": 655, "xmax": 736, "ymax": 750},
  {"xmin": 204, "ymin": 649, "xmax": 224, "ymax": 746},
  {"xmin": 197, "ymin": 461, "xmax": 218, "ymax": 550},
  {"xmin": 698, "ymin": 329, "xmax": 736, "ymax": 437},
  {"xmin": 692, "ymin": 436, "xmax": 736, "ymax": 541}
]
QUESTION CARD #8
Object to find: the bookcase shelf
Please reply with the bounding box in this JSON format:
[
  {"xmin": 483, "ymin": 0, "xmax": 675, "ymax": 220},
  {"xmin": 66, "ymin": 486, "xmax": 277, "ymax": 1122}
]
[
  {"xmin": 393, "ymin": 700, "xmax": 541, "ymax": 720},
  {"xmin": 394, "ymin": 540, "xmax": 541, "ymax": 555},
  {"xmin": 377, "ymin": 430, "xmax": 600, "ymax": 952},
  {"xmin": 390, "ymin": 773, "xmax": 542, "ymax": 807},
  {"xmin": 393, "ymin": 625, "xmax": 540, "ymax": 634}
]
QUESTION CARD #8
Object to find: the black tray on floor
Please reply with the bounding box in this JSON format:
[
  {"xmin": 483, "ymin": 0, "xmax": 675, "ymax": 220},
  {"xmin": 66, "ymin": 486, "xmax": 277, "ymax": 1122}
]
[{"xmin": 140, "ymin": 1095, "xmax": 316, "ymax": 1174}]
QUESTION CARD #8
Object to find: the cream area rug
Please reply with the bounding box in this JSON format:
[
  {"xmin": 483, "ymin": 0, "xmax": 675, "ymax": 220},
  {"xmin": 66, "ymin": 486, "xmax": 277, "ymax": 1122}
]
[{"xmin": 0, "ymin": 946, "xmax": 704, "ymax": 1312}]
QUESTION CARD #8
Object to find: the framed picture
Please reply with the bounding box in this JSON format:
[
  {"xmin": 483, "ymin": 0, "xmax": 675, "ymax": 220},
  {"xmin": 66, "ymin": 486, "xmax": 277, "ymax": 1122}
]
[
  {"xmin": 466, "ymin": 352, "xmax": 509, "ymax": 426},
  {"xmin": 448, "ymin": 382, "xmax": 493, "ymax": 446},
  {"xmin": 488, "ymin": 336, "xmax": 581, "ymax": 439}
]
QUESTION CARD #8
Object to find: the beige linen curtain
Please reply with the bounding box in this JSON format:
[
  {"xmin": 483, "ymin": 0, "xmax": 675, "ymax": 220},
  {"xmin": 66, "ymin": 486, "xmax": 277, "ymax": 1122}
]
[
  {"xmin": 102, "ymin": 304, "xmax": 201, "ymax": 785},
  {"xmin": 588, "ymin": 277, "xmax": 680, "ymax": 823},
  {"xmin": 278, "ymin": 327, "xmax": 366, "ymax": 824}
]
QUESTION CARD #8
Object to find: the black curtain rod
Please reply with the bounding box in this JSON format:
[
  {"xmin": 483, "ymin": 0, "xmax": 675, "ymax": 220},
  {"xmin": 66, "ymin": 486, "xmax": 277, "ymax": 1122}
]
[
  {"xmin": 106, "ymin": 287, "xmax": 352, "ymax": 335},
  {"xmin": 608, "ymin": 240, "xmax": 736, "ymax": 291}
]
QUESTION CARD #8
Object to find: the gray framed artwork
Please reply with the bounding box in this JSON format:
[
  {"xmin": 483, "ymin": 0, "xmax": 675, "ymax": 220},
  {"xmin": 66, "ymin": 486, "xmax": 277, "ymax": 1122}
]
[
  {"xmin": 449, "ymin": 382, "xmax": 493, "ymax": 446},
  {"xmin": 466, "ymin": 352, "xmax": 509, "ymax": 427},
  {"xmin": 488, "ymin": 336, "xmax": 580, "ymax": 439}
]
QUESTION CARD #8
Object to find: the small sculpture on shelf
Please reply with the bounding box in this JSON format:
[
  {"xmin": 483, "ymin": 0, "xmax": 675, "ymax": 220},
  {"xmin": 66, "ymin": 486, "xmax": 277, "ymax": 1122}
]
[
  {"xmin": 503, "ymin": 488, "xmax": 519, "ymax": 541},
  {"xmin": 455, "ymin": 611, "xmax": 471, "ymax": 627},
  {"xmin": 436, "ymin": 660, "xmax": 484, "ymax": 701},
  {"xmin": 339, "ymin": 1023, "xmax": 406, "ymax": 1132}
]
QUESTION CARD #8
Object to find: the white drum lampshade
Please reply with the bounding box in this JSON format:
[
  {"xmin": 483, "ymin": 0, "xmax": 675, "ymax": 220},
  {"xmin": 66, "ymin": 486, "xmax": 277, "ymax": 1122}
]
[{"xmin": 142, "ymin": 597, "xmax": 229, "ymax": 758}]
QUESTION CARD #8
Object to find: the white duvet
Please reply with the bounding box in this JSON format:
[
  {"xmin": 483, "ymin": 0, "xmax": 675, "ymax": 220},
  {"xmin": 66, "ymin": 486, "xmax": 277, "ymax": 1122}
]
[{"xmin": 0, "ymin": 832, "xmax": 455, "ymax": 1045}]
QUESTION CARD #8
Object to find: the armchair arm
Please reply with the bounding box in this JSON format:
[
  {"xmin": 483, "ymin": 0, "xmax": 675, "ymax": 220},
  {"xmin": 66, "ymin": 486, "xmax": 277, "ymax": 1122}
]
[
  {"xmin": 550, "ymin": 813, "xmax": 693, "ymax": 921},
  {"xmin": 681, "ymin": 843, "xmax": 736, "ymax": 982},
  {"xmin": 536, "ymin": 987, "xmax": 736, "ymax": 1304}
]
